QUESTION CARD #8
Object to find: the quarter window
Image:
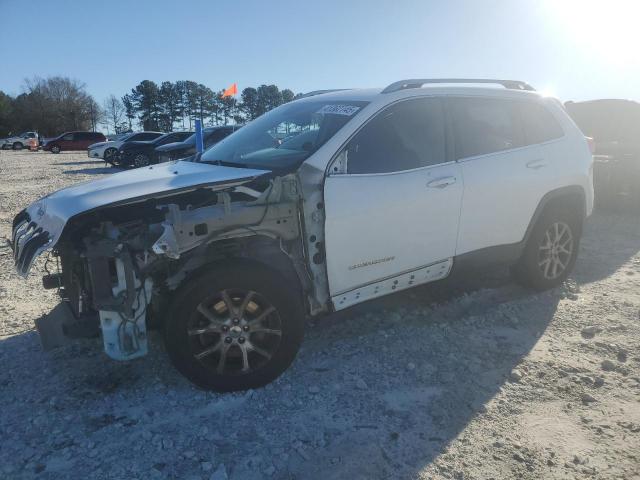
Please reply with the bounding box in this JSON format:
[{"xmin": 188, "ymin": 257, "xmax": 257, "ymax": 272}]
[
  {"xmin": 346, "ymin": 98, "xmax": 447, "ymax": 174},
  {"xmin": 450, "ymin": 97, "xmax": 519, "ymax": 160},
  {"xmin": 518, "ymin": 102, "xmax": 564, "ymax": 145}
]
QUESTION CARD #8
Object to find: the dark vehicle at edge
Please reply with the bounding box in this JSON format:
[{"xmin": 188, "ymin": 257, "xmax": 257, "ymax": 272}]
[
  {"xmin": 116, "ymin": 131, "xmax": 194, "ymax": 168},
  {"xmin": 565, "ymin": 99, "xmax": 640, "ymax": 208},
  {"xmin": 155, "ymin": 125, "xmax": 241, "ymax": 162}
]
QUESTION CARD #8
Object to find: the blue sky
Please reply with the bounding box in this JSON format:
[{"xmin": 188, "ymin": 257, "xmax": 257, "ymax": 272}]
[{"xmin": 0, "ymin": 0, "xmax": 638, "ymax": 103}]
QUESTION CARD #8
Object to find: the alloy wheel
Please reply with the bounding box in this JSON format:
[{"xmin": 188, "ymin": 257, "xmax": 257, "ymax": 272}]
[
  {"xmin": 188, "ymin": 289, "xmax": 283, "ymax": 375},
  {"xmin": 134, "ymin": 154, "xmax": 149, "ymax": 167},
  {"xmin": 537, "ymin": 221, "xmax": 574, "ymax": 280}
]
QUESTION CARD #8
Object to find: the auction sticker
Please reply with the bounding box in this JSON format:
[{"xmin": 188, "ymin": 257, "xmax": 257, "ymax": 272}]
[{"xmin": 317, "ymin": 104, "xmax": 361, "ymax": 116}]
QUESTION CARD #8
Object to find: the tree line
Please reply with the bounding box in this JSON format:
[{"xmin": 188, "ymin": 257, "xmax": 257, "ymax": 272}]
[{"xmin": 0, "ymin": 76, "xmax": 299, "ymax": 137}]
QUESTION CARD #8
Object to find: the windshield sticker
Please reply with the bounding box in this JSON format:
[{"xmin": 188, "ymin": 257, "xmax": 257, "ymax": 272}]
[{"xmin": 316, "ymin": 104, "xmax": 361, "ymax": 116}]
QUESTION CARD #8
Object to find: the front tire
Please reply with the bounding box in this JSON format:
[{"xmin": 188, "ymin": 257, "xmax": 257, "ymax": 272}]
[
  {"xmin": 104, "ymin": 148, "xmax": 117, "ymax": 164},
  {"xmin": 13, "ymin": 142, "xmax": 23, "ymax": 150},
  {"xmin": 50, "ymin": 145, "xmax": 61, "ymax": 154},
  {"xmin": 133, "ymin": 153, "xmax": 150, "ymax": 168},
  {"xmin": 163, "ymin": 263, "xmax": 305, "ymax": 391},
  {"xmin": 512, "ymin": 206, "xmax": 581, "ymax": 290}
]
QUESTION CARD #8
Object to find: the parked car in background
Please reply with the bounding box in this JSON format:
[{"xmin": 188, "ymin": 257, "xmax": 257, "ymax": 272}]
[
  {"xmin": 565, "ymin": 99, "xmax": 640, "ymax": 208},
  {"xmin": 116, "ymin": 131, "xmax": 193, "ymax": 168},
  {"xmin": 12, "ymin": 79, "xmax": 594, "ymax": 391},
  {"xmin": 43, "ymin": 131, "xmax": 106, "ymax": 153},
  {"xmin": 155, "ymin": 125, "xmax": 240, "ymax": 163},
  {"xmin": 1, "ymin": 131, "xmax": 38, "ymax": 150},
  {"xmin": 88, "ymin": 131, "xmax": 163, "ymax": 163},
  {"xmin": 106, "ymin": 132, "xmax": 132, "ymax": 141}
]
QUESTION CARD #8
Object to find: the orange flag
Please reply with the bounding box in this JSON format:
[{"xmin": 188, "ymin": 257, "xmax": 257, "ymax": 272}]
[{"xmin": 222, "ymin": 83, "xmax": 238, "ymax": 97}]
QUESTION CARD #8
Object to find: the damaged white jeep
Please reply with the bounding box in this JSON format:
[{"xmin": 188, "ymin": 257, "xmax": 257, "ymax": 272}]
[{"xmin": 12, "ymin": 79, "xmax": 594, "ymax": 391}]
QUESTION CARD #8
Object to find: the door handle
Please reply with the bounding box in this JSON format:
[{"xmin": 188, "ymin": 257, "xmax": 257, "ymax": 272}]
[
  {"xmin": 526, "ymin": 159, "xmax": 548, "ymax": 170},
  {"xmin": 427, "ymin": 176, "xmax": 456, "ymax": 189}
]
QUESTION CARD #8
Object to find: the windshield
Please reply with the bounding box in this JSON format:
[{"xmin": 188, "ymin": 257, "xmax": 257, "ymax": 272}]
[{"xmin": 200, "ymin": 99, "xmax": 368, "ymax": 170}]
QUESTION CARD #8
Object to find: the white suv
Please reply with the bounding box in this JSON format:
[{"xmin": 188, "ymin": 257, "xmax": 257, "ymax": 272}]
[{"xmin": 12, "ymin": 79, "xmax": 593, "ymax": 391}]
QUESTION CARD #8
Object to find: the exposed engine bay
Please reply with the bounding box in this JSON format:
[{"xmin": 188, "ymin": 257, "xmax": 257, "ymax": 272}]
[{"xmin": 12, "ymin": 162, "xmax": 326, "ymax": 361}]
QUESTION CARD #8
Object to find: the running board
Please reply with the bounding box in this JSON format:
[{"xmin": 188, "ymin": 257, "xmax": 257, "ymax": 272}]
[{"xmin": 331, "ymin": 258, "xmax": 453, "ymax": 310}]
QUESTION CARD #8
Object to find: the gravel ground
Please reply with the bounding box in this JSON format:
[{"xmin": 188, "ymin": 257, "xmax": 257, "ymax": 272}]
[{"xmin": 0, "ymin": 150, "xmax": 639, "ymax": 480}]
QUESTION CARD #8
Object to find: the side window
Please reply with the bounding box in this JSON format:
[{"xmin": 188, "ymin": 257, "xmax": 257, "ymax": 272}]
[
  {"xmin": 76, "ymin": 132, "xmax": 89, "ymax": 140},
  {"xmin": 345, "ymin": 97, "xmax": 446, "ymax": 174},
  {"xmin": 138, "ymin": 133, "xmax": 158, "ymax": 141},
  {"xmin": 518, "ymin": 102, "xmax": 564, "ymax": 145},
  {"xmin": 205, "ymin": 129, "xmax": 232, "ymax": 147},
  {"xmin": 62, "ymin": 133, "xmax": 74, "ymax": 141},
  {"xmin": 127, "ymin": 133, "xmax": 143, "ymax": 141},
  {"xmin": 451, "ymin": 97, "xmax": 520, "ymax": 160}
]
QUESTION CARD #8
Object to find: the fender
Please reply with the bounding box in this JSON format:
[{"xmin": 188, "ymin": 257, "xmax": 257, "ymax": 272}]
[{"xmin": 451, "ymin": 185, "xmax": 587, "ymax": 274}]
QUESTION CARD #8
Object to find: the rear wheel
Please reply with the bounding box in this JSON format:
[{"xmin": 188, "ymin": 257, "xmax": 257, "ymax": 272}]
[
  {"xmin": 50, "ymin": 145, "xmax": 61, "ymax": 154},
  {"xmin": 133, "ymin": 153, "xmax": 150, "ymax": 168},
  {"xmin": 163, "ymin": 264, "xmax": 304, "ymax": 391},
  {"xmin": 12, "ymin": 142, "xmax": 23, "ymax": 150},
  {"xmin": 512, "ymin": 206, "xmax": 581, "ymax": 290}
]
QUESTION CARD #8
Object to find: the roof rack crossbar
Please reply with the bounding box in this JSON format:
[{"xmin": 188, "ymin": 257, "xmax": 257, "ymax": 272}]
[
  {"xmin": 297, "ymin": 89, "xmax": 352, "ymax": 99},
  {"xmin": 381, "ymin": 78, "xmax": 535, "ymax": 94}
]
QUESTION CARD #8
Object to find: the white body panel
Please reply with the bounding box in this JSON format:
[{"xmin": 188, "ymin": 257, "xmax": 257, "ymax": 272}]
[
  {"xmin": 324, "ymin": 162, "xmax": 463, "ymax": 296},
  {"xmin": 88, "ymin": 140, "xmax": 123, "ymax": 158}
]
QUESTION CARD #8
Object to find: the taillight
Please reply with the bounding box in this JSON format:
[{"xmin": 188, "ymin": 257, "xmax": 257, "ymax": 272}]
[{"xmin": 586, "ymin": 136, "xmax": 596, "ymax": 155}]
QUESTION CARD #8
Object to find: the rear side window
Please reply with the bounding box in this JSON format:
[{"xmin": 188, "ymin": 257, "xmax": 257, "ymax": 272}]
[
  {"xmin": 346, "ymin": 97, "xmax": 447, "ymax": 174},
  {"xmin": 450, "ymin": 97, "xmax": 519, "ymax": 160},
  {"xmin": 205, "ymin": 128, "xmax": 233, "ymax": 147},
  {"xmin": 518, "ymin": 102, "xmax": 564, "ymax": 145},
  {"xmin": 138, "ymin": 132, "xmax": 161, "ymax": 141}
]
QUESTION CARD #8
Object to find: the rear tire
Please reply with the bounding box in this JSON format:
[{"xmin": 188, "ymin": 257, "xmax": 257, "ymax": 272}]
[
  {"xmin": 104, "ymin": 148, "xmax": 117, "ymax": 164},
  {"xmin": 163, "ymin": 263, "xmax": 305, "ymax": 391},
  {"xmin": 133, "ymin": 153, "xmax": 150, "ymax": 168},
  {"xmin": 512, "ymin": 206, "xmax": 581, "ymax": 291}
]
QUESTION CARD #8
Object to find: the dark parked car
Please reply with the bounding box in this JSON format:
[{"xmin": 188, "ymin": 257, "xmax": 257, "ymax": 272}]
[
  {"xmin": 565, "ymin": 99, "xmax": 640, "ymax": 208},
  {"xmin": 155, "ymin": 125, "xmax": 240, "ymax": 162},
  {"xmin": 43, "ymin": 131, "xmax": 107, "ymax": 153},
  {"xmin": 116, "ymin": 131, "xmax": 194, "ymax": 168}
]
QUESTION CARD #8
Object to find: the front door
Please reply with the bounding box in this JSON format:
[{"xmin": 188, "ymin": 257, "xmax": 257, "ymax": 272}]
[{"xmin": 323, "ymin": 97, "xmax": 463, "ymax": 309}]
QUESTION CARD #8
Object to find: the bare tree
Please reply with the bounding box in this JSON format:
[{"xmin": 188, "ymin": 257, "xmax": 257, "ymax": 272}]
[{"xmin": 102, "ymin": 95, "xmax": 125, "ymax": 134}]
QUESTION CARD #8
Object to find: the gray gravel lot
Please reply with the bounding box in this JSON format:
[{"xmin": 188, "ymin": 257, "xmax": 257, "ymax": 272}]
[{"xmin": 0, "ymin": 150, "xmax": 639, "ymax": 480}]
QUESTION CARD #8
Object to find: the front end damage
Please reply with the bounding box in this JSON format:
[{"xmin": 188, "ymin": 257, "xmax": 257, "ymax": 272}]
[{"xmin": 11, "ymin": 161, "xmax": 321, "ymax": 361}]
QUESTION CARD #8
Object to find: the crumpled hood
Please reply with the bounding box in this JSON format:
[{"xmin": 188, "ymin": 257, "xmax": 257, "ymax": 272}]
[{"xmin": 12, "ymin": 161, "xmax": 270, "ymax": 276}]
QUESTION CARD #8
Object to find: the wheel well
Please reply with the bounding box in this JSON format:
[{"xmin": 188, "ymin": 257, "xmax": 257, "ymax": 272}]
[
  {"xmin": 150, "ymin": 236, "xmax": 307, "ymax": 329},
  {"xmin": 525, "ymin": 186, "xmax": 586, "ymax": 244}
]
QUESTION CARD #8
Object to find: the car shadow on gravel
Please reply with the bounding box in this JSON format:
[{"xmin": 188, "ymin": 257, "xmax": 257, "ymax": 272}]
[
  {"xmin": 55, "ymin": 161, "xmax": 105, "ymax": 166},
  {"xmin": 62, "ymin": 167, "xmax": 121, "ymax": 175},
  {"xmin": 3, "ymin": 212, "xmax": 637, "ymax": 479},
  {"xmin": 572, "ymin": 210, "xmax": 640, "ymax": 285}
]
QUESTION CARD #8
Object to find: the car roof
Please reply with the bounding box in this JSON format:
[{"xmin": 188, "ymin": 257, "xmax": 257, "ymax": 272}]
[{"xmin": 295, "ymin": 85, "xmax": 543, "ymax": 107}]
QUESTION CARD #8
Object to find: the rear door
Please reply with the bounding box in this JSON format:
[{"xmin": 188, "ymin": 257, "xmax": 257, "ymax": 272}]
[
  {"xmin": 452, "ymin": 97, "xmax": 565, "ymax": 256},
  {"xmin": 324, "ymin": 97, "xmax": 463, "ymax": 308},
  {"xmin": 60, "ymin": 133, "xmax": 75, "ymax": 150}
]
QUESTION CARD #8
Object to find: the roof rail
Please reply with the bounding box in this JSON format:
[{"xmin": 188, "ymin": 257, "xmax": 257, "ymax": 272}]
[
  {"xmin": 381, "ymin": 78, "xmax": 535, "ymax": 94},
  {"xmin": 296, "ymin": 89, "xmax": 351, "ymax": 99}
]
